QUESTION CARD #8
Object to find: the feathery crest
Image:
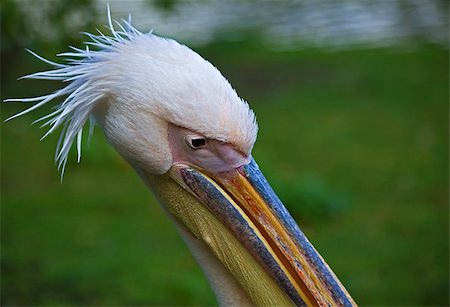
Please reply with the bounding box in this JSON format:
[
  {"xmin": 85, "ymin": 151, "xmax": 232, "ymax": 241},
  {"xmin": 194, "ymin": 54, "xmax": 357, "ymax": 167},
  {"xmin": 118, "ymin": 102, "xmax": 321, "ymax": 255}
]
[{"xmin": 4, "ymin": 7, "xmax": 146, "ymax": 177}]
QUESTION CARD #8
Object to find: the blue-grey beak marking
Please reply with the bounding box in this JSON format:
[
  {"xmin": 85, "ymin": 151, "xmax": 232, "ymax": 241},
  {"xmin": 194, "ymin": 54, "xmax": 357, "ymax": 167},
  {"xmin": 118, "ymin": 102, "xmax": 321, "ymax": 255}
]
[
  {"xmin": 174, "ymin": 157, "xmax": 355, "ymax": 306},
  {"xmin": 243, "ymin": 158, "xmax": 354, "ymax": 306},
  {"xmin": 180, "ymin": 166, "xmax": 305, "ymax": 305}
]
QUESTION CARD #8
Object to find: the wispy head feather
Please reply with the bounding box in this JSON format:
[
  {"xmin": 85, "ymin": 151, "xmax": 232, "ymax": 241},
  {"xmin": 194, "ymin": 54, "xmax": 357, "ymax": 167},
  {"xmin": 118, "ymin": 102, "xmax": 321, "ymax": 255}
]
[{"xmin": 5, "ymin": 9, "xmax": 147, "ymax": 177}]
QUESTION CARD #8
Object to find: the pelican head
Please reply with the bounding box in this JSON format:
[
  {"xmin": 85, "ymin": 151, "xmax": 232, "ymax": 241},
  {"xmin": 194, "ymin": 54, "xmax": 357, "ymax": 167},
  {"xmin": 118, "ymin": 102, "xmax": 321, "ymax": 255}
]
[{"xmin": 6, "ymin": 12, "xmax": 355, "ymax": 306}]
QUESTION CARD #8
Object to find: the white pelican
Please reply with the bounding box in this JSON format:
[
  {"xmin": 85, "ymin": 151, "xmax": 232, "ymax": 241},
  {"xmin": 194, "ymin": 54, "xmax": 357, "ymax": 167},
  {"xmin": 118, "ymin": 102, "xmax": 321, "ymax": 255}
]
[{"xmin": 6, "ymin": 11, "xmax": 356, "ymax": 306}]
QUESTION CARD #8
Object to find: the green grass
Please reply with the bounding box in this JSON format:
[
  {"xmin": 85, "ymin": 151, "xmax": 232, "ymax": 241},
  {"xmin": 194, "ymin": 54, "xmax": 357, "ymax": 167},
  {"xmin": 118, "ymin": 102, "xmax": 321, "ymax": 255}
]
[{"xmin": 2, "ymin": 42, "xmax": 448, "ymax": 305}]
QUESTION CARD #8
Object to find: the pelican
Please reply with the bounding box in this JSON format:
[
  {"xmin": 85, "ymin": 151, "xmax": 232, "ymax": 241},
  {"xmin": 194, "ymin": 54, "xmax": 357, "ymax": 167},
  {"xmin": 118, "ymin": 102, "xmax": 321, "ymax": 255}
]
[{"xmin": 6, "ymin": 11, "xmax": 355, "ymax": 306}]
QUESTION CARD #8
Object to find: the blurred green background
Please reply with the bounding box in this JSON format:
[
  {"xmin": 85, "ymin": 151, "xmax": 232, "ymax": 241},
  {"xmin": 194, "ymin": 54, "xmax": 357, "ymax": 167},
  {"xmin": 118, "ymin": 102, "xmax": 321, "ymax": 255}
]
[{"xmin": 1, "ymin": 0, "xmax": 449, "ymax": 306}]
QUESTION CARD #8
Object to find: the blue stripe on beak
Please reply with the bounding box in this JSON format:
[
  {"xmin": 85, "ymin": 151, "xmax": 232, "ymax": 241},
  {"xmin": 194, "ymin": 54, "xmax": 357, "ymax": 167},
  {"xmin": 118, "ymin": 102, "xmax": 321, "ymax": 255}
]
[
  {"xmin": 243, "ymin": 158, "xmax": 354, "ymax": 306},
  {"xmin": 181, "ymin": 167, "xmax": 306, "ymax": 305}
]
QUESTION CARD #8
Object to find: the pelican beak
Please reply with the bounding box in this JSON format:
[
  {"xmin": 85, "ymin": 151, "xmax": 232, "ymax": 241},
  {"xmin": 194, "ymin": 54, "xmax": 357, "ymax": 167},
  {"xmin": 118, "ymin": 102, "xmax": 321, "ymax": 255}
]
[{"xmin": 169, "ymin": 158, "xmax": 355, "ymax": 306}]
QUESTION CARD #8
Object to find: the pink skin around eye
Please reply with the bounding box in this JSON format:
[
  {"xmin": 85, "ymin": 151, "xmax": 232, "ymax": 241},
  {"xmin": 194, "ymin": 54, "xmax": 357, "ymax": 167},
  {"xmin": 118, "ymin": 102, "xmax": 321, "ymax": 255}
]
[{"xmin": 168, "ymin": 124, "xmax": 250, "ymax": 173}]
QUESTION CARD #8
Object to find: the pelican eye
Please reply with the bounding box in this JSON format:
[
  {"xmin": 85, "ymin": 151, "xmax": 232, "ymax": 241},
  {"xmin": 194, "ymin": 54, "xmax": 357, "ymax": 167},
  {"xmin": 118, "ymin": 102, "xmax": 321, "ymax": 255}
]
[{"xmin": 186, "ymin": 135, "xmax": 206, "ymax": 149}]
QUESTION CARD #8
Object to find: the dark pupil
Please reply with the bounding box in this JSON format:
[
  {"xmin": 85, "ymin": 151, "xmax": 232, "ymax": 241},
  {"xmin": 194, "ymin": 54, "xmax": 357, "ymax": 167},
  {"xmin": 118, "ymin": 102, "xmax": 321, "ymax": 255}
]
[{"xmin": 191, "ymin": 138, "xmax": 206, "ymax": 148}]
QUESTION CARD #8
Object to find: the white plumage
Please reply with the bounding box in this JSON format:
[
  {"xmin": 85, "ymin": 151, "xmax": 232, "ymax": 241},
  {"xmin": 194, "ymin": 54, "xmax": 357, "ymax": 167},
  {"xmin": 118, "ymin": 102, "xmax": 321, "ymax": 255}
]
[{"xmin": 6, "ymin": 9, "xmax": 257, "ymax": 176}]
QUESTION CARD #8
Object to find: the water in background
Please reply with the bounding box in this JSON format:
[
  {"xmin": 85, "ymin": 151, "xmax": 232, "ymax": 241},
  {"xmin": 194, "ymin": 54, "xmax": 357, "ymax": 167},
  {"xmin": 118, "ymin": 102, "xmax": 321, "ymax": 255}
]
[
  {"xmin": 99, "ymin": 0, "xmax": 448, "ymax": 49},
  {"xmin": 10, "ymin": 0, "xmax": 449, "ymax": 50}
]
